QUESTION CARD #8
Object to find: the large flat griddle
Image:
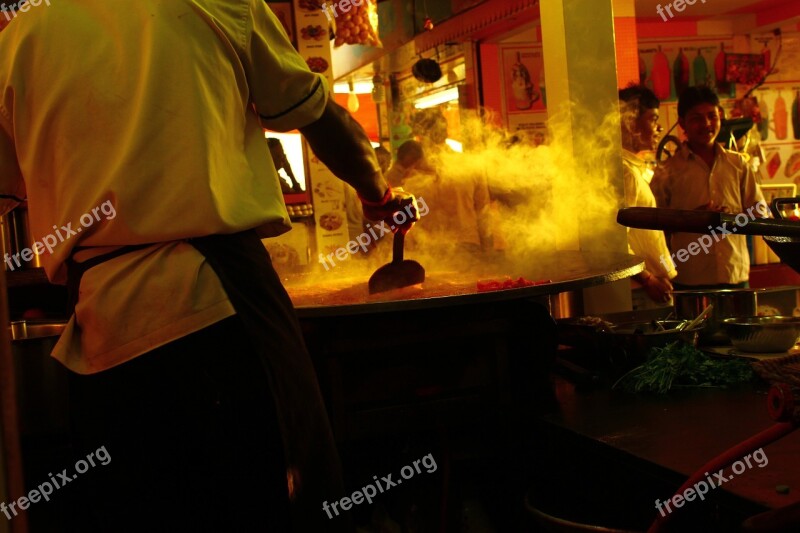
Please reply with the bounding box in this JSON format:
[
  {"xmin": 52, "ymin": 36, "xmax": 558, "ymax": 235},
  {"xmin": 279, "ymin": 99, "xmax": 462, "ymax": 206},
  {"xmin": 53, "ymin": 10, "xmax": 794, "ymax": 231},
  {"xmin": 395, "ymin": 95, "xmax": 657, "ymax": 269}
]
[{"xmin": 286, "ymin": 251, "xmax": 643, "ymax": 317}]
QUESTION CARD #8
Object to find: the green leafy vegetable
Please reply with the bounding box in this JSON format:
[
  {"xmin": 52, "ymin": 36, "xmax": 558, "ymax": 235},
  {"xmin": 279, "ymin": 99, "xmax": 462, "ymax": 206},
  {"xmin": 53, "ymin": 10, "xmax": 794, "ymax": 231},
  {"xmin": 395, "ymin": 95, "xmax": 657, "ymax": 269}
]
[{"xmin": 613, "ymin": 341, "xmax": 754, "ymax": 394}]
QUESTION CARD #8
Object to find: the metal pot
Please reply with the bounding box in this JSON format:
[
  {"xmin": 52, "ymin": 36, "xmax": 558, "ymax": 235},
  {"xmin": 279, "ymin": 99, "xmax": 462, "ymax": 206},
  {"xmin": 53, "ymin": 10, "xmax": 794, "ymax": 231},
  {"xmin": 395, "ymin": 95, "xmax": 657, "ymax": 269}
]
[
  {"xmin": 672, "ymin": 287, "xmax": 799, "ymax": 345},
  {"xmin": 9, "ymin": 320, "xmax": 69, "ymax": 437},
  {"xmin": 1, "ymin": 205, "xmax": 43, "ymax": 270}
]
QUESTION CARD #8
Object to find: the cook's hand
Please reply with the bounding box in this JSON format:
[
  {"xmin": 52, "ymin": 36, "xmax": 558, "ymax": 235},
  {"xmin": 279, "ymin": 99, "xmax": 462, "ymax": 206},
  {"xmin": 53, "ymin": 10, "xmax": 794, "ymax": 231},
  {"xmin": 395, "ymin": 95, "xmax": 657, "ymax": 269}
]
[
  {"xmin": 360, "ymin": 187, "xmax": 420, "ymax": 234},
  {"xmin": 695, "ymin": 200, "xmax": 729, "ymax": 213},
  {"xmin": 642, "ymin": 275, "xmax": 673, "ymax": 304}
]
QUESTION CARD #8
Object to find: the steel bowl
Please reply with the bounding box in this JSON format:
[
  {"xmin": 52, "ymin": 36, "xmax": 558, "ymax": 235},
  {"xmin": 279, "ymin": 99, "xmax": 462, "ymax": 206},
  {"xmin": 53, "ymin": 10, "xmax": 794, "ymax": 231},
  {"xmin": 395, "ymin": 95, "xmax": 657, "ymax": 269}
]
[
  {"xmin": 600, "ymin": 320, "xmax": 703, "ymax": 370},
  {"xmin": 721, "ymin": 316, "xmax": 800, "ymax": 353},
  {"xmin": 673, "ymin": 287, "xmax": 799, "ymax": 345}
]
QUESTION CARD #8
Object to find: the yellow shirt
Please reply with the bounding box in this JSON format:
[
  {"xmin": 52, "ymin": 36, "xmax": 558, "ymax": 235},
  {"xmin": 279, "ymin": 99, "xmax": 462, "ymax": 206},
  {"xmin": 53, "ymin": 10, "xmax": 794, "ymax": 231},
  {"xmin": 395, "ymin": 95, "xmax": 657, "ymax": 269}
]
[
  {"xmin": 651, "ymin": 143, "xmax": 766, "ymax": 286},
  {"xmin": 0, "ymin": 0, "xmax": 329, "ymax": 373},
  {"xmin": 622, "ymin": 150, "xmax": 677, "ymax": 279}
]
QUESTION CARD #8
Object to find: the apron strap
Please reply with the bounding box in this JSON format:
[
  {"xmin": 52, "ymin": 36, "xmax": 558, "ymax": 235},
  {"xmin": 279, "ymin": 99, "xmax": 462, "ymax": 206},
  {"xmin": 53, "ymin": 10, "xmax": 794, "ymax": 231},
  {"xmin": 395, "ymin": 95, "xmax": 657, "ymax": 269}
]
[{"xmin": 66, "ymin": 244, "xmax": 154, "ymax": 315}]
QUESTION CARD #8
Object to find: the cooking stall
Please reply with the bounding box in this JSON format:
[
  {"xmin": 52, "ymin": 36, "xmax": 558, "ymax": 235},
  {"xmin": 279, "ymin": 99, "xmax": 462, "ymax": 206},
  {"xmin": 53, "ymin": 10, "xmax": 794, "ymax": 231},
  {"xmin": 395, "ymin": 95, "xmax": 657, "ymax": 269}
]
[
  {"xmin": 3, "ymin": 0, "xmax": 800, "ymax": 532},
  {"xmin": 263, "ymin": 0, "xmax": 650, "ymax": 529}
]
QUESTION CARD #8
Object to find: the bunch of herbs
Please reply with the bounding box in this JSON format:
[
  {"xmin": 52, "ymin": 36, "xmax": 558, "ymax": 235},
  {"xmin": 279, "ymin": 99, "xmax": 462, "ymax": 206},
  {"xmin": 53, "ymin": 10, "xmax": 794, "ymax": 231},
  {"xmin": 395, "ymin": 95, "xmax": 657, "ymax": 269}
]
[{"xmin": 613, "ymin": 341, "xmax": 755, "ymax": 394}]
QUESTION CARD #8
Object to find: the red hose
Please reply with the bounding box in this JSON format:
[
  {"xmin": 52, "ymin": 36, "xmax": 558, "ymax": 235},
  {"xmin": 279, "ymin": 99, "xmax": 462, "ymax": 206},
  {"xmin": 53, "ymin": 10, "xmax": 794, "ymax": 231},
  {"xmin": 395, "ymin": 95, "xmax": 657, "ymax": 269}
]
[{"xmin": 648, "ymin": 421, "xmax": 797, "ymax": 532}]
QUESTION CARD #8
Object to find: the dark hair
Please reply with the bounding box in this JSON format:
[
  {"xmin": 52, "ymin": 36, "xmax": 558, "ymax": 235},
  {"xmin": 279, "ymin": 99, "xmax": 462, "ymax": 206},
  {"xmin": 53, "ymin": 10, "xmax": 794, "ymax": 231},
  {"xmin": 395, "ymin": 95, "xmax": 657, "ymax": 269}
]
[
  {"xmin": 677, "ymin": 86, "xmax": 720, "ymax": 118},
  {"xmin": 618, "ymin": 84, "xmax": 660, "ymax": 116},
  {"xmin": 397, "ymin": 140, "xmax": 424, "ymax": 166},
  {"xmin": 374, "ymin": 146, "xmax": 390, "ymax": 158}
]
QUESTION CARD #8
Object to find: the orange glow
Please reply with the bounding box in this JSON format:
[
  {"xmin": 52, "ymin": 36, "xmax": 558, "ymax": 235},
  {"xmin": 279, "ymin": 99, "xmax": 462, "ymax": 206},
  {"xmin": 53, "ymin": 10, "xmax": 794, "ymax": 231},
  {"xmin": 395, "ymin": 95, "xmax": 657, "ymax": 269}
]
[{"xmin": 333, "ymin": 93, "xmax": 379, "ymax": 140}]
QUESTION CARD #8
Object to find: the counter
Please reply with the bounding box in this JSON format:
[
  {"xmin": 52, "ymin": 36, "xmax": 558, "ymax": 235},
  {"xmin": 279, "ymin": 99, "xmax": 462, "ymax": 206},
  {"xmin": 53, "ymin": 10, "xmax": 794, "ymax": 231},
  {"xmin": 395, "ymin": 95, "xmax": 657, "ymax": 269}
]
[{"xmin": 529, "ymin": 373, "xmax": 800, "ymax": 530}]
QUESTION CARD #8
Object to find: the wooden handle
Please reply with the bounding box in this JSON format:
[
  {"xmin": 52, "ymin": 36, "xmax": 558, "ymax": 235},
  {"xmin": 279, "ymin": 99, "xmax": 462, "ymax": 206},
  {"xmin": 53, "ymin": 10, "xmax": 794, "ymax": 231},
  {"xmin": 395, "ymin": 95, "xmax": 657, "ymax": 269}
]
[
  {"xmin": 618, "ymin": 208, "xmax": 800, "ymax": 237},
  {"xmin": 617, "ymin": 208, "xmax": 720, "ymax": 232}
]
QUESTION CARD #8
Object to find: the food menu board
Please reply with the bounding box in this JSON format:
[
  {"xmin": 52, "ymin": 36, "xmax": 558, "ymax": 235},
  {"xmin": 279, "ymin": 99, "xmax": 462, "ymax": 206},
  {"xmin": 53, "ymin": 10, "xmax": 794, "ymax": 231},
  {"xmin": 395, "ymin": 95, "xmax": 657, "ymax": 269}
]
[{"xmin": 290, "ymin": 0, "xmax": 351, "ymax": 263}]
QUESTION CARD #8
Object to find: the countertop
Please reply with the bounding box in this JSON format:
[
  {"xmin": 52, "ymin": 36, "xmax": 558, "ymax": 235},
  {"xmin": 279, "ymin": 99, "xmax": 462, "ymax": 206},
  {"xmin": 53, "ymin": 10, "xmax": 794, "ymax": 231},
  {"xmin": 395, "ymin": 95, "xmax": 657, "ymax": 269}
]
[{"xmin": 541, "ymin": 375, "xmax": 800, "ymax": 511}]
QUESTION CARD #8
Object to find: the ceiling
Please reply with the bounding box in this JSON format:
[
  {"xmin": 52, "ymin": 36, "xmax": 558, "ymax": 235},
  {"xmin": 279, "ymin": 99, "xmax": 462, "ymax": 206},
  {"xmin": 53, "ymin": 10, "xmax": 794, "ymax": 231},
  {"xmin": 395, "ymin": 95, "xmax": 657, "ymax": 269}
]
[{"xmin": 635, "ymin": 0, "xmax": 791, "ymax": 19}]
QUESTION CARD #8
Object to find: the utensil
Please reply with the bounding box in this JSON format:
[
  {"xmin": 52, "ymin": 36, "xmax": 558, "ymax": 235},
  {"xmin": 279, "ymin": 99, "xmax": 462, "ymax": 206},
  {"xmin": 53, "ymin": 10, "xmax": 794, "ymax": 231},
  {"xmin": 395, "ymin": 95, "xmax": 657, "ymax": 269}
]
[
  {"xmin": 617, "ymin": 207, "xmax": 800, "ymax": 237},
  {"xmin": 672, "ymin": 287, "xmax": 798, "ymax": 344},
  {"xmin": 9, "ymin": 320, "xmax": 69, "ymax": 437},
  {"xmin": 721, "ymin": 316, "xmax": 800, "ymax": 353},
  {"xmin": 600, "ymin": 319, "xmax": 703, "ymax": 371},
  {"xmin": 676, "ymin": 304, "xmax": 713, "ymax": 331},
  {"xmin": 368, "ymin": 231, "xmax": 425, "ymax": 294}
]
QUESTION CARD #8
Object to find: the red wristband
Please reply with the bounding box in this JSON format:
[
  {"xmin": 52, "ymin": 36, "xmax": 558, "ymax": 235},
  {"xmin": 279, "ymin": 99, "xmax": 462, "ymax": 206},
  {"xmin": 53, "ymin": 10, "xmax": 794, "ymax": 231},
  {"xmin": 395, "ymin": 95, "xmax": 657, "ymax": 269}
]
[{"xmin": 358, "ymin": 187, "xmax": 392, "ymax": 207}]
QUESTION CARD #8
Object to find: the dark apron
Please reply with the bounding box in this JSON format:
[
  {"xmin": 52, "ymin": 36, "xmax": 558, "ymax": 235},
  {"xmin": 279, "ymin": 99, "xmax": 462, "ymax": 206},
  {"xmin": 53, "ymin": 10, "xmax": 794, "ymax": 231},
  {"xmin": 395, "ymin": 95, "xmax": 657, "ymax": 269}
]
[{"xmin": 67, "ymin": 231, "xmax": 347, "ymax": 532}]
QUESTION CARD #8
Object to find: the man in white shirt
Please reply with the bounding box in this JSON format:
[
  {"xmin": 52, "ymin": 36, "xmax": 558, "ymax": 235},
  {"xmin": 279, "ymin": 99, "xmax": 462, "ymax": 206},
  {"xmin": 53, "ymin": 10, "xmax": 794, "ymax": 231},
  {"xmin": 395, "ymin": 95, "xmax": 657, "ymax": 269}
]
[
  {"xmin": 619, "ymin": 85, "xmax": 676, "ymax": 305},
  {"xmin": 651, "ymin": 86, "xmax": 766, "ymax": 289},
  {"xmin": 0, "ymin": 1, "xmax": 416, "ymax": 530}
]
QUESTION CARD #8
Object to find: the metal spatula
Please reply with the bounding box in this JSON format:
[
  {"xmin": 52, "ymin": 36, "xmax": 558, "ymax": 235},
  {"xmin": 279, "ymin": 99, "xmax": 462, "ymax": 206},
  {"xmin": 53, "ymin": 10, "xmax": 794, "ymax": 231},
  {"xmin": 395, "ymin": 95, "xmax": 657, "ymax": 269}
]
[{"xmin": 368, "ymin": 231, "xmax": 425, "ymax": 294}]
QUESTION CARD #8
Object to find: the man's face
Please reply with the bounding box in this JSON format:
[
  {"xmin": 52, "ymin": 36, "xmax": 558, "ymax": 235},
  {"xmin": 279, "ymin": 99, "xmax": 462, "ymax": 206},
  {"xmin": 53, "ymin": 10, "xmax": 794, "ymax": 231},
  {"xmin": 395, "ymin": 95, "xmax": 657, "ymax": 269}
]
[
  {"xmin": 679, "ymin": 103, "xmax": 721, "ymax": 148},
  {"xmin": 635, "ymin": 107, "xmax": 661, "ymax": 152}
]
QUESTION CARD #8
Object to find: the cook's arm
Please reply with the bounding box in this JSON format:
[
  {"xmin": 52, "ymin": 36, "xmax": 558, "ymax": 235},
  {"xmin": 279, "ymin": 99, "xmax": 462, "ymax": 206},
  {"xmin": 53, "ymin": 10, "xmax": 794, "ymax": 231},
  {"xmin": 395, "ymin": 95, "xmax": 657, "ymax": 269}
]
[{"xmin": 299, "ymin": 99, "xmax": 387, "ymax": 202}]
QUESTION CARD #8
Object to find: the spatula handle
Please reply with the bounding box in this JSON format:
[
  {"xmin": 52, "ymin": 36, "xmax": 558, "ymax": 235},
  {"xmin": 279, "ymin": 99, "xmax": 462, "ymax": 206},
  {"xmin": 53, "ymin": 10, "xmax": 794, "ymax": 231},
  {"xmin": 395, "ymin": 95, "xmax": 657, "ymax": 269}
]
[{"xmin": 393, "ymin": 231, "xmax": 404, "ymax": 263}]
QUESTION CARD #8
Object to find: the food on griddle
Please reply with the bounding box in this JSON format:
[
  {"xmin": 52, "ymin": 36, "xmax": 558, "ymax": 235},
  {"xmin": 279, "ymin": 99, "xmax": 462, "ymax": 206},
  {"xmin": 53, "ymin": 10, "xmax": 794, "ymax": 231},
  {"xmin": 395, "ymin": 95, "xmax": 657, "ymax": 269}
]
[
  {"xmin": 305, "ymin": 56, "xmax": 328, "ymax": 73},
  {"xmin": 301, "ymin": 25, "xmax": 325, "ymax": 41},
  {"xmin": 476, "ymin": 276, "xmax": 550, "ymax": 292}
]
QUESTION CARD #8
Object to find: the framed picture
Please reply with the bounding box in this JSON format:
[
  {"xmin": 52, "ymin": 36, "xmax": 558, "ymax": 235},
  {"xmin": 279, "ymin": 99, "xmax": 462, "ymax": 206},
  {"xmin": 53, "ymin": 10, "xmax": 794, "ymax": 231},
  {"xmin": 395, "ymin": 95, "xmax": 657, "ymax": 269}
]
[{"xmin": 501, "ymin": 46, "xmax": 546, "ymax": 115}]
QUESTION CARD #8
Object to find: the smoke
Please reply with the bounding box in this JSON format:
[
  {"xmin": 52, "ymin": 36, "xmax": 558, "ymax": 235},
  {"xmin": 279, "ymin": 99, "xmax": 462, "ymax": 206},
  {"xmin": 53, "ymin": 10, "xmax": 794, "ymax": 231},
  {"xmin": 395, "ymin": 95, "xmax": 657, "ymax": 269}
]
[{"xmin": 280, "ymin": 102, "xmax": 628, "ymax": 290}]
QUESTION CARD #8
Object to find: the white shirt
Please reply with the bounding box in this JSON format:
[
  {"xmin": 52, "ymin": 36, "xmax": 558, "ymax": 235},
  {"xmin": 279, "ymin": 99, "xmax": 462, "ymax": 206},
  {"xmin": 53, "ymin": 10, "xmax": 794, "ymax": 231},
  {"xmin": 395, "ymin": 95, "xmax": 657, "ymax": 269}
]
[
  {"xmin": 622, "ymin": 150, "xmax": 677, "ymax": 279},
  {"xmin": 0, "ymin": 0, "xmax": 329, "ymax": 373},
  {"xmin": 651, "ymin": 143, "xmax": 766, "ymax": 286}
]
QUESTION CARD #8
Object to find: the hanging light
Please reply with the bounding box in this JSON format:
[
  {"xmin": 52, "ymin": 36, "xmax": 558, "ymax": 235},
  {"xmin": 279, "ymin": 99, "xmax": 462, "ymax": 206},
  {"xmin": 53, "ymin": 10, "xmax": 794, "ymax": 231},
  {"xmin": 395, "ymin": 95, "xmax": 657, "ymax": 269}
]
[
  {"xmin": 413, "ymin": 87, "xmax": 459, "ymax": 109},
  {"xmin": 347, "ymin": 79, "xmax": 360, "ymax": 113}
]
